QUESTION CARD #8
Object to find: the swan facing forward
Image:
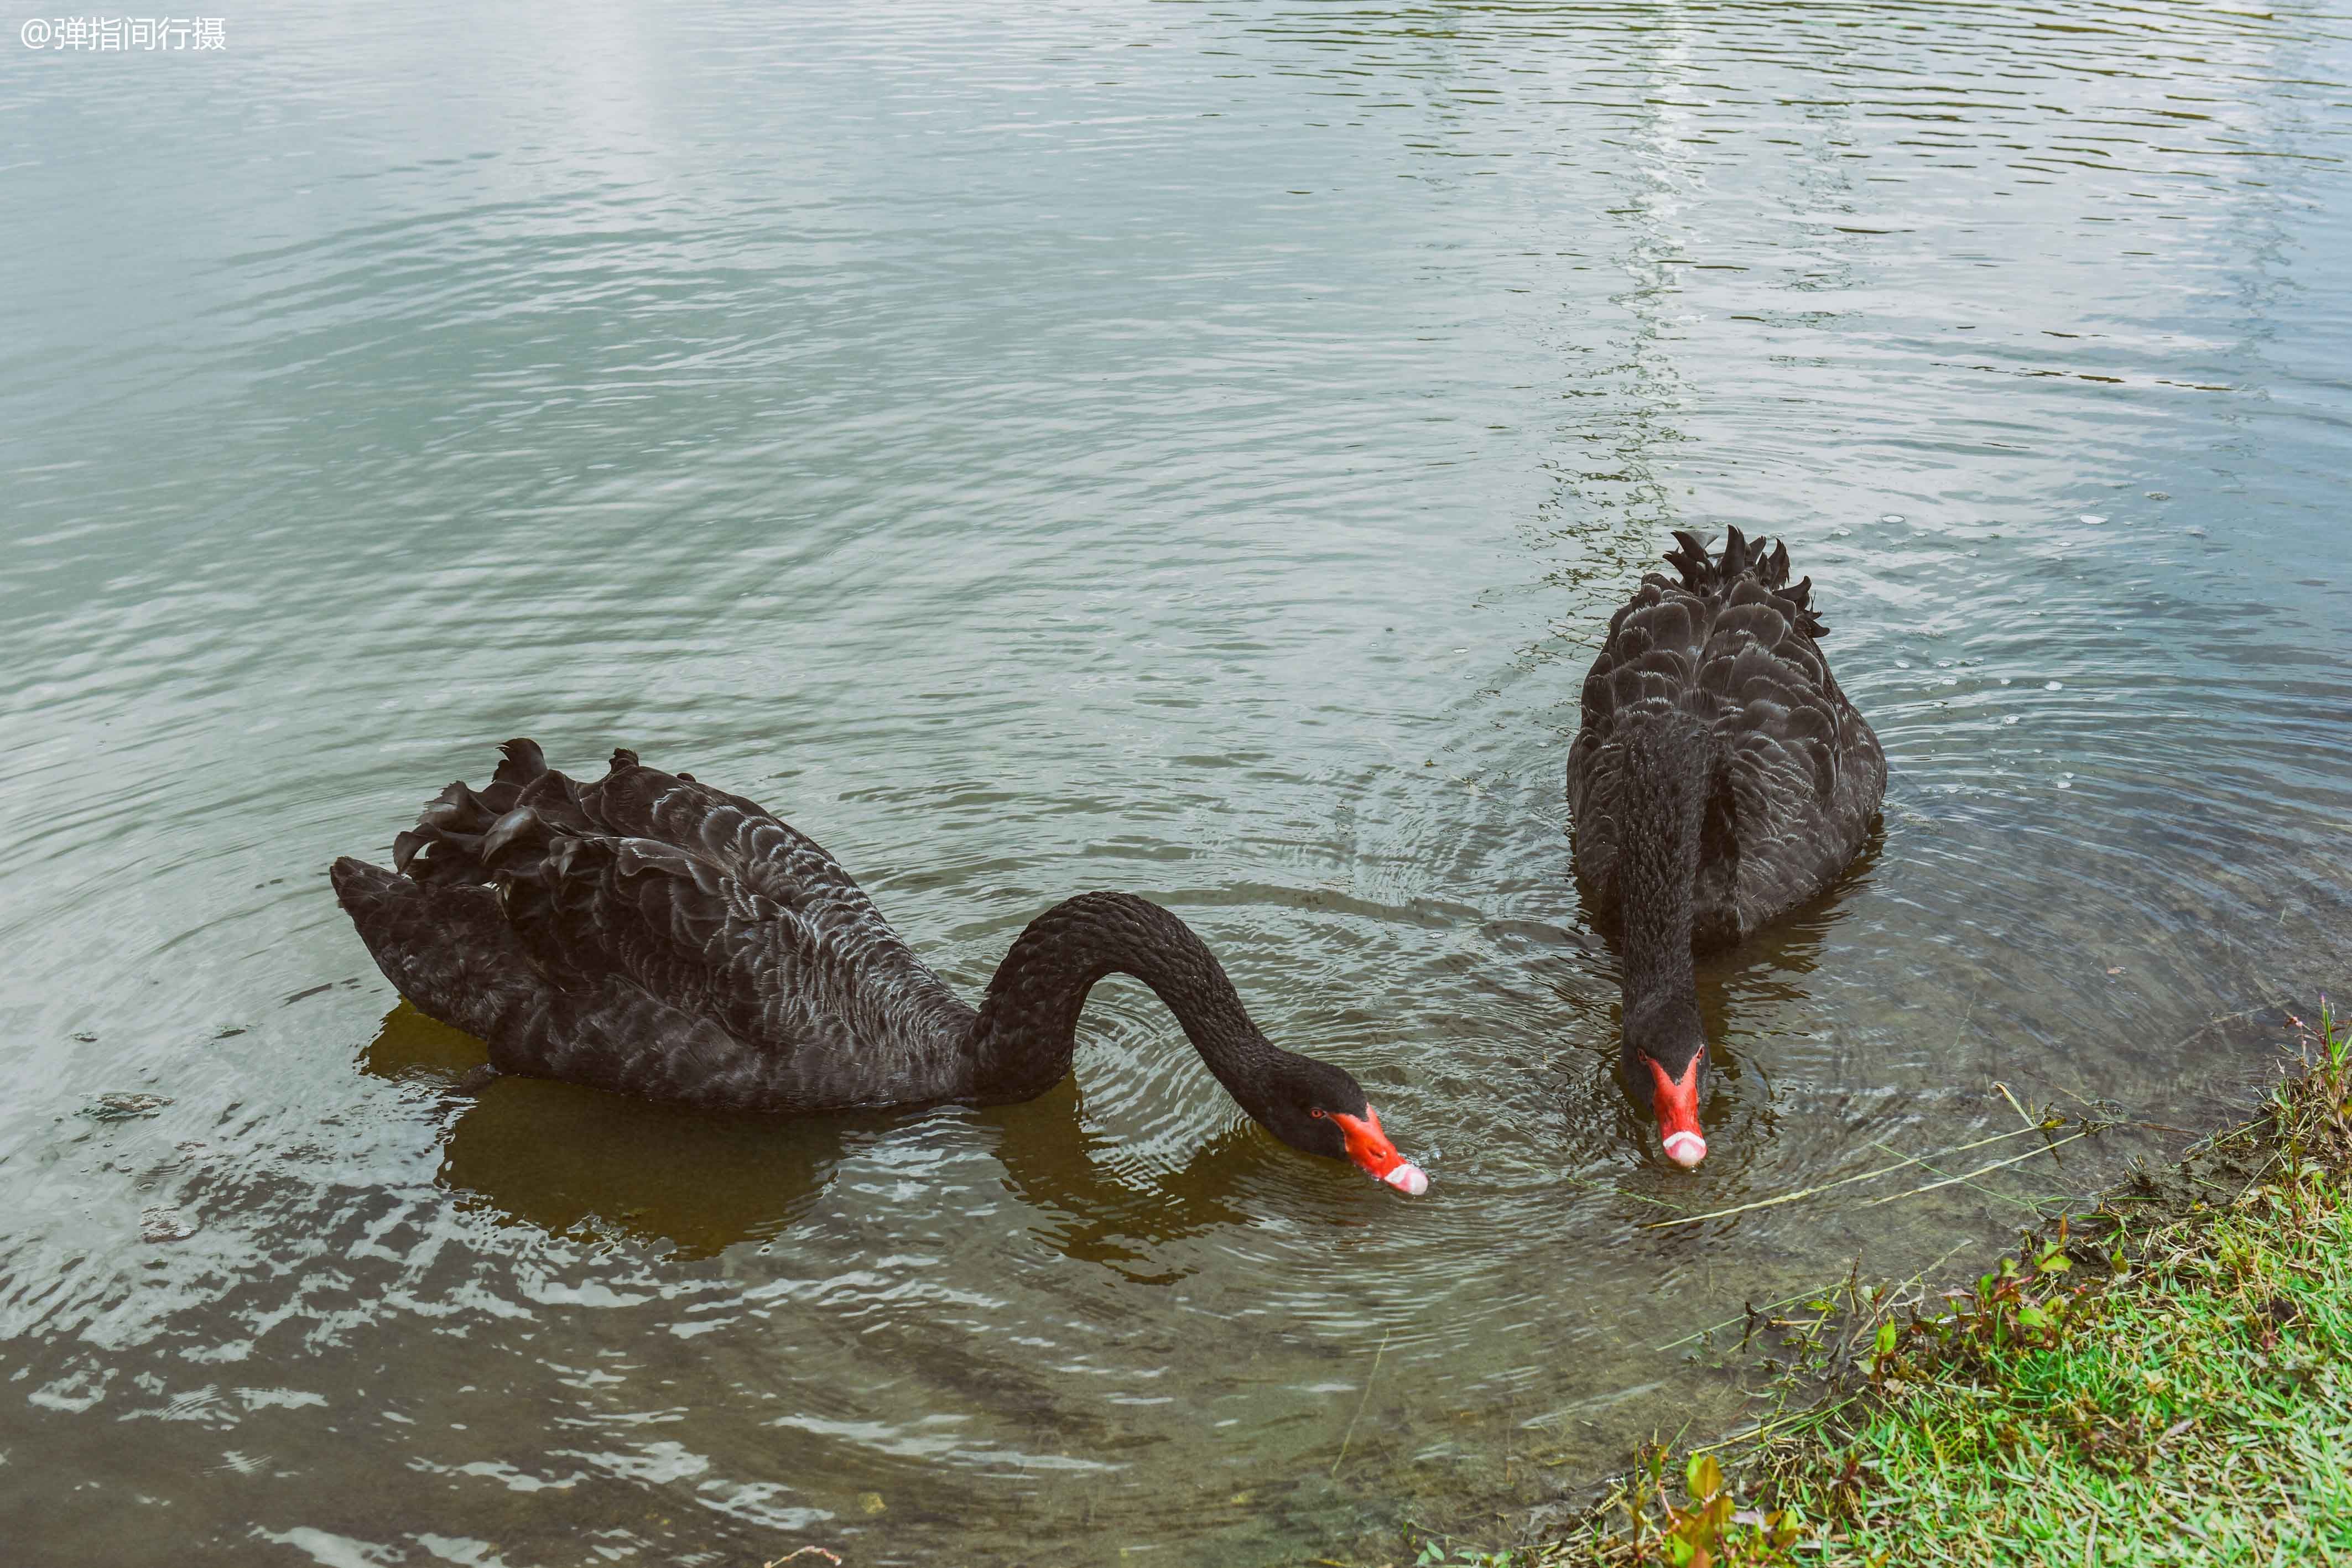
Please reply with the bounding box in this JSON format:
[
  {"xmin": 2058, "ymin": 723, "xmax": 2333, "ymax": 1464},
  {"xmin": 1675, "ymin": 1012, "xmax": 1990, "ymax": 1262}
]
[
  {"xmin": 331, "ymin": 741, "xmax": 1428, "ymax": 1194},
  {"xmin": 1567, "ymin": 529, "xmax": 1885, "ymax": 1169}
]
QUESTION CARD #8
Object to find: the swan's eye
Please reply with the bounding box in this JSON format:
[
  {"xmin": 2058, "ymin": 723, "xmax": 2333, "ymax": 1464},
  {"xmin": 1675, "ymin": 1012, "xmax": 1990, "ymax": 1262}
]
[{"xmin": 1309, "ymin": 1107, "xmax": 1326, "ymax": 1119}]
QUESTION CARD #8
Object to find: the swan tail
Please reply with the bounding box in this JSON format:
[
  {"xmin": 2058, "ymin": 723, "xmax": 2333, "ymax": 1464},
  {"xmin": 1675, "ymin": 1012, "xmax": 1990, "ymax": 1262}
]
[
  {"xmin": 1661, "ymin": 529, "xmax": 1830, "ymax": 638},
  {"xmin": 330, "ymin": 856, "xmax": 544, "ymax": 1039}
]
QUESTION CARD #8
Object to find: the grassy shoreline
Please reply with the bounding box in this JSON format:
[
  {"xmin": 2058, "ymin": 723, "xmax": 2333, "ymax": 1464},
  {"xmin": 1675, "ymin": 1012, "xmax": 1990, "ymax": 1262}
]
[{"xmin": 1366, "ymin": 1004, "xmax": 2352, "ymax": 1568}]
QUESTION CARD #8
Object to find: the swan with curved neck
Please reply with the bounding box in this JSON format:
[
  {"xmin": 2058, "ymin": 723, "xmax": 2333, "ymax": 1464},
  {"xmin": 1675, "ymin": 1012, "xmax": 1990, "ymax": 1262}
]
[
  {"xmin": 1566, "ymin": 528, "xmax": 1885, "ymax": 1168},
  {"xmin": 330, "ymin": 741, "xmax": 1427, "ymax": 1195}
]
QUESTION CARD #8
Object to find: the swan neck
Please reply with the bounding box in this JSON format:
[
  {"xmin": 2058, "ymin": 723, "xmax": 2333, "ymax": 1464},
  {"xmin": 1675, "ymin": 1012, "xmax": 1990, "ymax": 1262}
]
[
  {"xmin": 967, "ymin": 892, "xmax": 1279, "ymax": 1106},
  {"xmin": 1617, "ymin": 718, "xmax": 1705, "ymax": 1007}
]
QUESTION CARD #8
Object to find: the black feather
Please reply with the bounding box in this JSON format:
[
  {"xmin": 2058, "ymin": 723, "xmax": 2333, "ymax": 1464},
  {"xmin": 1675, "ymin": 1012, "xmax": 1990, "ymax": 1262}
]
[
  {"xmin": 392, "ymin": 830, "xmax": 427, "ymax": 877},
  {"xmin": 1565, "ymin": 528, "xmax": 1884, "ymax": 960},
  {"xmin": 493, "ymin": 738, "xmax": 546, "ymax": 790}
]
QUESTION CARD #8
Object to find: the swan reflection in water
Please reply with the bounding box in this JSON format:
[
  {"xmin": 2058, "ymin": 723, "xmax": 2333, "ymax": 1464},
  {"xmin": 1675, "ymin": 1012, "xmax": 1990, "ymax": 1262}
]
[{"xmin": 362, "ymin": 1002, "xmax": 1262, "ymax": 1274}]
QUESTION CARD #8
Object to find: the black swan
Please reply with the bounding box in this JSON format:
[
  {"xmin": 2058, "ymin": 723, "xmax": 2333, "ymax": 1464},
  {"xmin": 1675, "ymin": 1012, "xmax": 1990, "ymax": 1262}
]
[
  {"xmin": 330, "ymin": 741, "xmax": 1428, "ymax": 1195},
  {"xmin": 1565, "ymin": 529, "xmax": 1885, "ymax": 1168}
]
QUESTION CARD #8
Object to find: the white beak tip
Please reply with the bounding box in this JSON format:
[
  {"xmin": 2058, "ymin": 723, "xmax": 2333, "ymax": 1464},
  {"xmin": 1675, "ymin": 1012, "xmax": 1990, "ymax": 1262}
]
[
  {"xmin": 1662, "ymin": 1132, "xmax": 1707, "ymax": 1169},
  {"xmin": 1382, "ymin": 1162, "xmax": 1430, "ymax": 1196}
]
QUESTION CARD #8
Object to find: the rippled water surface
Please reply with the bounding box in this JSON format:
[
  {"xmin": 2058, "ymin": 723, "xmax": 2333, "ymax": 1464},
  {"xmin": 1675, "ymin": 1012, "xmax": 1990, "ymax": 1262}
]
[{"xmin": 6, "ymin": 2, "xmax": 2352, "ymax": 1562}]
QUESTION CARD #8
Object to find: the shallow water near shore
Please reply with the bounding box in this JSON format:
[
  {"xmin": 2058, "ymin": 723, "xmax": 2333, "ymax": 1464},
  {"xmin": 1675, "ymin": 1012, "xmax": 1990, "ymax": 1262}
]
[{"xmin": 5, "ymin": 2, "xmax": 2352, "ymax": 1563}]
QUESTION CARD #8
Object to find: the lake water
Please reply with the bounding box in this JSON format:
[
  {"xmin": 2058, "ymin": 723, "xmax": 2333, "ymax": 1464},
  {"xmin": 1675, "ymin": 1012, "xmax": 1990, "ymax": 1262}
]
[{"xmin": 5, "ymin": 2, "xmax": 2351, "ymax": 1563}]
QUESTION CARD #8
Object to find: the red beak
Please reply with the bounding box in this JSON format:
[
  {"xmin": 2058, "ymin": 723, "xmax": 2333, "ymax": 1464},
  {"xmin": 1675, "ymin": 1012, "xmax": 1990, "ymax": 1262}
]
[
  {"xmin": 1647, "ymin": 1056, "xmax": 1707, "ymax": 1169},
  {"xmin": 1329, "ymin": 1106, "xmax": 1429, "ymax": 1195}
]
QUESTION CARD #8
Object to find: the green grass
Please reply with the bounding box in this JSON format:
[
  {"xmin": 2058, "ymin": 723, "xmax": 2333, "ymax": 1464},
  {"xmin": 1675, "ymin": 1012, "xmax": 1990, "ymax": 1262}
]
[
  {"xmin": 1370, "ymin": 1003, "xmax": 2352, "ymax": 1568},
  {"xmin": 1824, "ymin": 1185, "xmax": 2352, "ymax": 1565}
]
